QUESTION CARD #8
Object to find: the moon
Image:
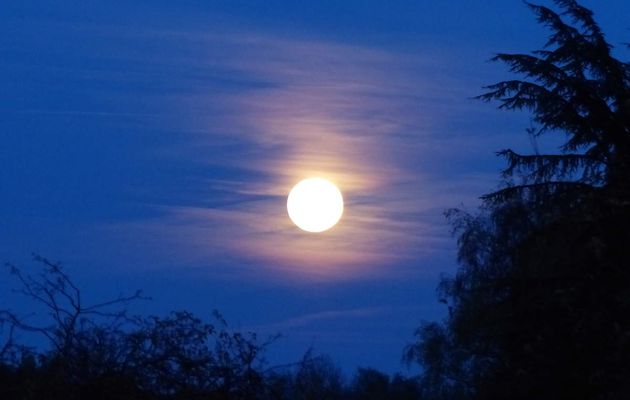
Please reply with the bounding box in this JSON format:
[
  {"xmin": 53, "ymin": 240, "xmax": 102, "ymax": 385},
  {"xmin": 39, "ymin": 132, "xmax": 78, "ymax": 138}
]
[{"xmin": 287, "ymin": 178, "xmax": 344, "ymax": 233}]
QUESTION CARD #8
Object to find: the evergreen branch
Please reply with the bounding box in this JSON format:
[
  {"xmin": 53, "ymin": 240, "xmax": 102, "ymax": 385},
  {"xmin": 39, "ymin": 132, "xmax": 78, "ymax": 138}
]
[
  {"xmin": 497, "ymin": 149, "xmax": 604, "ymax": 184},
  {"xmin": 481, "ymin": 181, "xmax": 595, "ymax": 202}
]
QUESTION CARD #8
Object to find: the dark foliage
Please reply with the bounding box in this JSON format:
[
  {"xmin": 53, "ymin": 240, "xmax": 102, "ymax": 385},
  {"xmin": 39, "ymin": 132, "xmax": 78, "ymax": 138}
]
[
  {"xmin": 1, "ymin": 257, "xmax": 422, "ymax": 399},
  {"xmin": 407, "ymin": 1, "xmax": 630, "ymax": 399}
]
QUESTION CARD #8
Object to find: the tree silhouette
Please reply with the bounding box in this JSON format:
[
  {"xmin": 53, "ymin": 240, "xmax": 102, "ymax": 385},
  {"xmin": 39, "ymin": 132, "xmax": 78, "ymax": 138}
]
[
  {"xmin": 407, "ymin": 1, "xmax": 630, "ymax": 399},
  {"xmin": 292, "ymin": 352, "xmax": 344, "ymax": 400},
  {"xmin": 0, "ymin": 257, "xmax": 280, "ymax": 399},
  {"xmin": 350, "ymin": 368, "xmax": 389, "ymax": 400},
  {"xmin": 1, "ymin": 257, "xmax": 425, "ymax": 399}
]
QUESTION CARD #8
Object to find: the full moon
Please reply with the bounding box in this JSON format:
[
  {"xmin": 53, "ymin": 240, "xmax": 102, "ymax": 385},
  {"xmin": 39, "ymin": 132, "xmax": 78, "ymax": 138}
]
[{"xmin": 287, "ymin": 178, "xmax": 344, "ymax": 233}]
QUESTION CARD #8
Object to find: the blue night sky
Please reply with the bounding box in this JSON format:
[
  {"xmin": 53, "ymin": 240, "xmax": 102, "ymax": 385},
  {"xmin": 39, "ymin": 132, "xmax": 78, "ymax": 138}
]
[{"xmin": 2, "ymin": 1, "xmax": 629, "ymax": 375}]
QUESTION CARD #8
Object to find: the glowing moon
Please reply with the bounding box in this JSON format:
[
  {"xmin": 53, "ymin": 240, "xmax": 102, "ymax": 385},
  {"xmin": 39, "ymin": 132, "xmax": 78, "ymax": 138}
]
[{"xmin": 287, "ymin": 178, "xmax": 344, "ymax": 233}]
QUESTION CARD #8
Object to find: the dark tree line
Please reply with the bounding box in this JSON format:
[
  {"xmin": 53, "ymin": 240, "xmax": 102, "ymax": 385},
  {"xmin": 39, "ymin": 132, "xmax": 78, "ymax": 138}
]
[
  {"xmin": 0, "ymin": 257, "xmax": 421, "ymax": 399},
  {"xmin": 406, "ymin": 1, "xmax": 630, "ymax": 399}
]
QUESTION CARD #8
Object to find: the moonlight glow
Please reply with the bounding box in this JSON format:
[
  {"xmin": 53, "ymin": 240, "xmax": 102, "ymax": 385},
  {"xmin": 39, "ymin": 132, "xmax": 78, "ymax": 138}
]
[{"xmin": 287, "ymin": 178, "xmax": 344, "ymax": 233}]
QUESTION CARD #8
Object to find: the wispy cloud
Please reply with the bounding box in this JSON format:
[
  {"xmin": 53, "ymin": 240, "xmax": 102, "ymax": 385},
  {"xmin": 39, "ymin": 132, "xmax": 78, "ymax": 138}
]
[
  {"xmin": 246, "ymin": 304, "xmax": 441, "ymax": 341},
  {"xmin": 98, "ymin": 29, "xmax": 494, "ymax": 281},
  {"xmin": 253, "ymin": 307, "xmax": 386, "ymax": 332}
]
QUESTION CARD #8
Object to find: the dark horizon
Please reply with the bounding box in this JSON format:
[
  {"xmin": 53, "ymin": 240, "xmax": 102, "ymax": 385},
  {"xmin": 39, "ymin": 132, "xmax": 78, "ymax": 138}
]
[{"xmin": 2, "ymin": 0, "xmax": 630, "ymax": 382}]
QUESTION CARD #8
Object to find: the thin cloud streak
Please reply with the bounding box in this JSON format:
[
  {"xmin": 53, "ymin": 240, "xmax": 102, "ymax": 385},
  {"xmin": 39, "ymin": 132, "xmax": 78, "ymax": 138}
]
[
  {"xmin": 252, "ymin": 307, "xmax": 386, "ymax": 332},
  {"xmin": 246, "ymin": 304, "xmax": 441, "ymax": 343}
]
